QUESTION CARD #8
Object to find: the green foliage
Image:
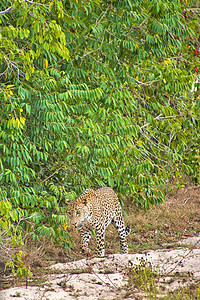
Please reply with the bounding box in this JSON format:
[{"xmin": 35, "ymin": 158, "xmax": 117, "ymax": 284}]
[
  {"xmin": 163, "ymin": 283, "xmax": 200, "ymax": 299},
  {"xmin": 126, "ymin": 258, "xmax": 158, "ymax": 298},
  {"xmin": 0, "ymin": 0, "xmax": 199, "ymax": 261},
  {"xmin": 126, "ymin": 259, "xmax": 200, "ymax": 299},
  {"xmin": 5, "ymin": 250, "xmax": 32, "ymax": 279}
]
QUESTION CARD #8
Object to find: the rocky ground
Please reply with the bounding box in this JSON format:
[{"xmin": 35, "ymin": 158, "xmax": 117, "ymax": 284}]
[{"xmin": 0, "ymin": 235, "xmax": 200, "ymax": 300}]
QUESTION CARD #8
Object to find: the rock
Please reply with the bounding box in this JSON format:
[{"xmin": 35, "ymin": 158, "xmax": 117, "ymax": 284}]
[
  {"xmin": 1, "ymin": 247, "xmax": 200, "ymax": 299},
  {"xmin": 178, "ymin": 235, "xmax": 200, "ymax": 248}
]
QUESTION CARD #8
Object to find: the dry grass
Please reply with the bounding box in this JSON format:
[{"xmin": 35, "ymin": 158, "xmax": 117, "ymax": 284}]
[{"xmin": 106, "ymin": 185, "xmax": 200, "ymax": 254}]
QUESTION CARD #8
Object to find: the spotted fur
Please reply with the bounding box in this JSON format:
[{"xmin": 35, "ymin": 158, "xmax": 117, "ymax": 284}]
[{"xmin": 67, "ymin": 187, "xmax": 130, "ymax": 256}]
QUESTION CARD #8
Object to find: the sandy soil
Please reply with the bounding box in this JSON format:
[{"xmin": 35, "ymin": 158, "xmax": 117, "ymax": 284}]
[{"xmin": 0, "ymin": 235, "xmax": 200, "ymax": 300}]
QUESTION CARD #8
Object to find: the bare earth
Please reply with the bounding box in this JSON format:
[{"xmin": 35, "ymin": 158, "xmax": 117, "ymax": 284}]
[{"xmin": 0, "ymin": 235, "xmax": 200, "ymax": 300}]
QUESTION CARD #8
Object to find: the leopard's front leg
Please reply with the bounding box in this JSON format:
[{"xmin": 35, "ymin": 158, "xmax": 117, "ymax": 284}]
[
  {"xmin": 95, "ymin": 225, "xmax": 105, "ymax": 257},
  {"xmin": 79, "ymin": 227, "xmax": 91, "ymax": 255}
]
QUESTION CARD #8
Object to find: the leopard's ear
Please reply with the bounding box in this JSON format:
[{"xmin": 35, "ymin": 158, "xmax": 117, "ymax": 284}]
[
  {"xmin": 82, "ymin": 189, "xmax": 96, "ymax": 198},
  {"xmin": 82, "ymin": 198, "xmax": 87, "ymax": 205},
  {"xmin": 66, "ymin": 199, "xmax": 71, "ymax": 203},
  {"xmin": 81, "ymin": 194, "xmax": 88, "ymax": 205},
  {"xmin": 80, "ymin": 188, "xmax": 96, "ymax": 205}
]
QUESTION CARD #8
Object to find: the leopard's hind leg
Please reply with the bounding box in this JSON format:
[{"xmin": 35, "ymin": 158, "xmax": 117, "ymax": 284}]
[{"xmin": 113, "ymin": 213, "xmax": 129, "ymax": 254}]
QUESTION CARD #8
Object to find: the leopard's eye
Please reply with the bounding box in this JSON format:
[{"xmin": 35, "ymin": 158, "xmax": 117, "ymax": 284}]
[{"xmin": 76, "ymin": 210, "xmax": 80, "ymax": 216}]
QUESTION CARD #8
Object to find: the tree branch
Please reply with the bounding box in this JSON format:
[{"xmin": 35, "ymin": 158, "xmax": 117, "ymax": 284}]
[
  {"xmin": 42, "ymin": 161, "xmax": 67, "ymax": 183},
  {"xmin": 4, "ymin": 56, "xmax": 26, "ymax": 78},
  {"xmin": 81, "ymin": 34, "xmax": 105, "ymax": 59},
  {"xmin": 24, "ymin": 0, "xmax": 48, "ymax": 6},
  {"xmin": 0, "ymin": 0, "xmax": 48, "ymax": 15},
  {"xmin": 140, "ymin": 114, "xmax": 181, "ymax": 129},
  {"xmin": 0, "ymin": 6, "xmax": 12, "ymax": 15},
  {"xmin": 94, "ymin": 4, "xmax": 111, "ymax": 30}
]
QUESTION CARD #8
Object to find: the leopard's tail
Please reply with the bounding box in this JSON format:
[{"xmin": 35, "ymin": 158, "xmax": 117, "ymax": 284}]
[{"xmin": 125, "ymin": 225, "xmax": 131, "ymax": 236}]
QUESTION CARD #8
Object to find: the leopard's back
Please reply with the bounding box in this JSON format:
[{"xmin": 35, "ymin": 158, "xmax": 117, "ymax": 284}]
[{"xmin": 94, "ymin": 187, "xmax": 121, "ymax": 222}]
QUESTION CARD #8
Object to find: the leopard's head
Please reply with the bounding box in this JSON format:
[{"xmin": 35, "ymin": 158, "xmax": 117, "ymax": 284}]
[{"xmin": 67, "ymin": 189, "xmax": 96, "ymax": 228}]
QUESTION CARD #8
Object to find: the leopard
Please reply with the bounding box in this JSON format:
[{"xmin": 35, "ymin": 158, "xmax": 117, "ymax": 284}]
[{"xmin": 67, "ymin": 187, "xmax": 130, "ymax": 256}]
